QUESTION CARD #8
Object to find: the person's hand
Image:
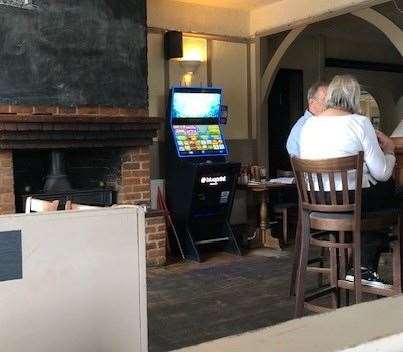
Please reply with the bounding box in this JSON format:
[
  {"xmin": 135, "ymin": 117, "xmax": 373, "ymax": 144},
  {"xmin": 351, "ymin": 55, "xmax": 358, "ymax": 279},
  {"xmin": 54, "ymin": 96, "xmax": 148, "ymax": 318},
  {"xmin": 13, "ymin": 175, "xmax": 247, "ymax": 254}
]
[{"xmin": 375, "ymin": 130, "xmax": 395, "ymax": 154}]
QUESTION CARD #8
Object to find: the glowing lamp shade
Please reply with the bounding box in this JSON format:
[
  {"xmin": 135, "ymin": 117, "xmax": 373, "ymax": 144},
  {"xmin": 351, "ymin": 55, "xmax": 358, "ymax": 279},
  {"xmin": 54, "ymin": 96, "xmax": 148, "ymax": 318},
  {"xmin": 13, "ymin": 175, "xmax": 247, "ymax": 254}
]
[
  {"xmin": 182, "ymin": 37, "xmax": 207, "ymax": 62},
  {"xmin": 180, "ymin": 60, "xmax": 202, "ymax": 75}
]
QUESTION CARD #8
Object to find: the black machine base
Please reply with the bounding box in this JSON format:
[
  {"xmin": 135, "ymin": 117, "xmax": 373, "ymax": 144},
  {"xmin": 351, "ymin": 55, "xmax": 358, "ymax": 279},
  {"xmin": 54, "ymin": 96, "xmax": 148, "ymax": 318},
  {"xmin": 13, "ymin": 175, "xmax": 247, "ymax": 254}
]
[
  {"xmin": 182, "ymin": 220, "xmax": 241, "ymax": 262},
  {"xmin": 167, "ymin": 161, "xmax": 242, "ymax": 262}
]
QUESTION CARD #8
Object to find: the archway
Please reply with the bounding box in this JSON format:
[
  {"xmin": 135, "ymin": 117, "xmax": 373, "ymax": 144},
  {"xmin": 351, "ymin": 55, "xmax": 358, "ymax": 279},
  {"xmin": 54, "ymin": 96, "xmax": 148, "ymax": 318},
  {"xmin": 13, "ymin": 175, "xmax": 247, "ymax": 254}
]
[
  {"xmin": 261, "ymin": 9, "xmax": 402, "ymax": 102},
  {"xmin": 360, "ymin": 90, "xmax": 381, "ymax": 130},
  {"xmin": 257, "ymin": 6, "xmax": 403, "ymax": 165}
]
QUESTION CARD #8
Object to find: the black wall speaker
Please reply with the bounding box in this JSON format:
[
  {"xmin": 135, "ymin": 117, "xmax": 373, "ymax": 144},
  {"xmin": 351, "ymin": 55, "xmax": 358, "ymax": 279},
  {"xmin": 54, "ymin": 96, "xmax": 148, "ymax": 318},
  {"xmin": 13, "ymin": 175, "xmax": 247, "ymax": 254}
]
[{"xmin": 164, "ymin": 31, "xmax": 183, "ymax": 60}]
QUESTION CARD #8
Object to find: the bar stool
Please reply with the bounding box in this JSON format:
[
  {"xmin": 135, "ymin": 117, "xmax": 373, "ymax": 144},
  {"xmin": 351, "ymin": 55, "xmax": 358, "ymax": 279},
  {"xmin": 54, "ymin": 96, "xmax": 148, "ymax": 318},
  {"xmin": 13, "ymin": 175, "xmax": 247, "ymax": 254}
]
[
  {"xmin": 291, "ymin": 152, "xmax": 402, "ymax": 318},
  {"xmin": 289, "ymin": 208, "xmax": 327, "ymax": 297}
]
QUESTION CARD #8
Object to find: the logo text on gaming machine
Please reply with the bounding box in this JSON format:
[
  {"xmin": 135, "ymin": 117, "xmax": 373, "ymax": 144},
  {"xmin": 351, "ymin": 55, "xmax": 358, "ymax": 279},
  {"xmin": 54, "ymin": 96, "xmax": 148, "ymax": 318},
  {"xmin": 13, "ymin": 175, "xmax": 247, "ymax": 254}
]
[{"xmin": 200, "ymin": 176, "xmax": 227, "ymax": 186}]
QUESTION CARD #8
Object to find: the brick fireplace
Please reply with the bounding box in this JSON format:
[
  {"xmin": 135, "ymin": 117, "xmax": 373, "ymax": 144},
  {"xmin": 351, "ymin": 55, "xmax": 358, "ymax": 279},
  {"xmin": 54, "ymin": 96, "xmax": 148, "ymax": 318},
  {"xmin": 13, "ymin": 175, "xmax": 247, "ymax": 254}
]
[{"xmin": 0, "ymin": 105, "xmax": 167, "ymax": 266}]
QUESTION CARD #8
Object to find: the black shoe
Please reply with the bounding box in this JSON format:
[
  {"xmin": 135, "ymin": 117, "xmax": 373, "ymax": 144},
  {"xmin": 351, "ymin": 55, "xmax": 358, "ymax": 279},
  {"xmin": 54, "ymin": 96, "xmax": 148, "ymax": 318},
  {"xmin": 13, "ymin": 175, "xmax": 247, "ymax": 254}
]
[{"xmin": 345, "ymin": 267, "xmax": 391, "ymax": 289}]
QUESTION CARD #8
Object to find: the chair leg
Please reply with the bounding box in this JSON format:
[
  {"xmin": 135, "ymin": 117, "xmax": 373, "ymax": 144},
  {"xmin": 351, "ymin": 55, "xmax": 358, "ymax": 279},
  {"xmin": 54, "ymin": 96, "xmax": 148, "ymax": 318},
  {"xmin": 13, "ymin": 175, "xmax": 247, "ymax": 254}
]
[
  {"xmin": 318, "ymin": 247, "xmax": 325, "ymax": 288},
  {"xmin": 392, "ymin": 222, "xmax": 402, "ymax": 294},
  {"xmin": 282, "ymin": 209, "xmax": 288, "ymax": 245},
  {"xmin": 338, "ymin": 231, "xmax": 349, "ymax": 306},
  {"xmin": 294, "ymin": 210, "xmax": 310, "ymax": 318},
  {"xmin": 353, "ymin": 230, "xmax": 362, "ymax": 304},
  {"xmin": 290, "ymin": 211, "xmax": 301, "ymax": 296},
  {"xmin": 329, "ymin": 232, "xmax": 339, "ymax": 308},
  {"xmin": 400, "ymin": 209, "xmax": 403, "ymax": 292}
]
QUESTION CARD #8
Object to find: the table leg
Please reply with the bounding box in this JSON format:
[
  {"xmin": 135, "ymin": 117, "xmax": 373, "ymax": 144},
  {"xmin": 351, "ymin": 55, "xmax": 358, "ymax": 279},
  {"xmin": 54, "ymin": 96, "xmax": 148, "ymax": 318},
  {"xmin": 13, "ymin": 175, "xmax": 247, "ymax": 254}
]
[
  {"xmin": 260, "ymin": 191, "xmax": 281, "ymax": 250},
  {"xmin": 400, "ymin": 208, "xmax": 403, "ymax": 291}
]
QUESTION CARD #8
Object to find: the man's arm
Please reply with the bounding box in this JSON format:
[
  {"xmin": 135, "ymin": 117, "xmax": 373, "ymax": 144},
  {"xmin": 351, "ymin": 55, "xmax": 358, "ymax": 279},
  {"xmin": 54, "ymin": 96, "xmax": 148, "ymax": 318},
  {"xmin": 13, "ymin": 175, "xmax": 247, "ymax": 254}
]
[{"xmin": 286, "ymin": 117, "xmax": 305, "ymax": 156}]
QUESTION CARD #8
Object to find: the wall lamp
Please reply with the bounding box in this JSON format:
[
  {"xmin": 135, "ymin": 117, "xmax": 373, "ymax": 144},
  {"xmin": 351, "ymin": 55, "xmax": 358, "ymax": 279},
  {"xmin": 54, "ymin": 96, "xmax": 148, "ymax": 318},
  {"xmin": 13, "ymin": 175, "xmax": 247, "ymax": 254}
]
[{"xmin": 164, "ymin": 31, "xmax": 207, "ymax": 86}]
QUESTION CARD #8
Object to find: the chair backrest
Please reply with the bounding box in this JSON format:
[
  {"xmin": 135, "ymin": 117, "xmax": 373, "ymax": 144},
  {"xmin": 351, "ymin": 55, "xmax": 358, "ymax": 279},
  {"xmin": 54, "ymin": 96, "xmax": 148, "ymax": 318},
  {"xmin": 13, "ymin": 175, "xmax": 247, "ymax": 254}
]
[
  {"xmin": 65, "ymin": 201, "xmax": 101, "ymax": 211},
  {"xmin": 25, "ymin": 197, "xmax": 60, "ymax": 214},
  {"xmin": 290, "ymin": 152, "xmax": 364, "ymax": 214}
]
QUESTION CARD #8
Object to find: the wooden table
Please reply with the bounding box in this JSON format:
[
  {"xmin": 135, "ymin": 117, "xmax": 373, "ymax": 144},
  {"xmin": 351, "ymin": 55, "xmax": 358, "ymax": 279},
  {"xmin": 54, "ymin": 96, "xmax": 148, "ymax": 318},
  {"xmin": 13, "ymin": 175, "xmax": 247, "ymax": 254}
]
[{"xmin": 238, "ymin": 182, "xmax": 296, "ymax": 250}]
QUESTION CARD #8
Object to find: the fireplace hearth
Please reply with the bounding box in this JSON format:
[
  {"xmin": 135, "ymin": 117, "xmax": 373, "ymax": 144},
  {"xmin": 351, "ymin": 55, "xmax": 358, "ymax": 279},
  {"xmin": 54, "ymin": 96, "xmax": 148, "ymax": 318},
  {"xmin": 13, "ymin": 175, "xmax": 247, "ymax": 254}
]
[{"xmin": 0, "ymin": 111, "xmax": 161, "ymax": 214}]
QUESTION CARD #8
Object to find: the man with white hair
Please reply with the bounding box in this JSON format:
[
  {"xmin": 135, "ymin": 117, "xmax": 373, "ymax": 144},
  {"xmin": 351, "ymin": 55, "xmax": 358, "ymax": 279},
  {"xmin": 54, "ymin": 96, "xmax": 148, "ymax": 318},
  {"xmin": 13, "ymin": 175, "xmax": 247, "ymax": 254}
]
[{"xmin": 286, "ymin": 81, "xmax": 328, "ymax": 157}]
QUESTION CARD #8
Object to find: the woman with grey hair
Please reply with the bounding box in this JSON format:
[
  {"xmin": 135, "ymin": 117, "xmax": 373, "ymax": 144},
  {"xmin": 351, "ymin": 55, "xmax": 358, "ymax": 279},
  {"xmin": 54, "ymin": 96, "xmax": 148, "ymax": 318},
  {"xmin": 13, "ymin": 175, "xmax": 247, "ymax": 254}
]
[{"xmin": 299, "ymin": 74, "xmax": 397, "ymax": 288}]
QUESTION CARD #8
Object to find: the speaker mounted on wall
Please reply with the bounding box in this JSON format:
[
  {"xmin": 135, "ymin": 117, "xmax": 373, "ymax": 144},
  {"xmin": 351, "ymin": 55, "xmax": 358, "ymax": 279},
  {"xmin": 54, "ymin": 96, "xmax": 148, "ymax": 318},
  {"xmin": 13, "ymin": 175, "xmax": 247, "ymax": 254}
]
[{"xmin": 164, "ymin": 31, "xmax": 183, "ymax": 60}]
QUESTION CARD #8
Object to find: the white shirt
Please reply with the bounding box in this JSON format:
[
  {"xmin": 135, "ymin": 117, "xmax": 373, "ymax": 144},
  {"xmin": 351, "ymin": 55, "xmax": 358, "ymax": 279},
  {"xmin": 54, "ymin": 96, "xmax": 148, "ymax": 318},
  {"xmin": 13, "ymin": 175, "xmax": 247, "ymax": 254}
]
[
  {"xmin": 286, "ymin": 110, "xmax": 312, "ymax": 157},
  {"xmin": 299, "ymin": 114, "xmax": 396, "ymax": 190}
]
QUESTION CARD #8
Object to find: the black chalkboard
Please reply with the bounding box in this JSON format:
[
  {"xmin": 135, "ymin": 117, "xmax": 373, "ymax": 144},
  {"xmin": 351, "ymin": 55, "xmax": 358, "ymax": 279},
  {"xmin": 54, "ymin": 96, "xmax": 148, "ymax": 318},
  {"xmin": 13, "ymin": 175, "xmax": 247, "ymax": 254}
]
[{"xmin": 0, "ymin": 0, "xmax": 147, "ymax": 107}]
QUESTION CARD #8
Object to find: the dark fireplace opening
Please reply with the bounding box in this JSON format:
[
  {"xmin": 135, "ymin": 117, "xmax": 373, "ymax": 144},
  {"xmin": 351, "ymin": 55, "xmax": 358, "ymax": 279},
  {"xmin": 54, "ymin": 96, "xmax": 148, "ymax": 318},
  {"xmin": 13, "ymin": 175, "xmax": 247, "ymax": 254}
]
[
  {"xmin": 44, "ymin": 151, "xmax": 72, "ymax": 192},
  {"xmin": 13, "ymin": 149, "xmax": 121, "ymax": 212}
]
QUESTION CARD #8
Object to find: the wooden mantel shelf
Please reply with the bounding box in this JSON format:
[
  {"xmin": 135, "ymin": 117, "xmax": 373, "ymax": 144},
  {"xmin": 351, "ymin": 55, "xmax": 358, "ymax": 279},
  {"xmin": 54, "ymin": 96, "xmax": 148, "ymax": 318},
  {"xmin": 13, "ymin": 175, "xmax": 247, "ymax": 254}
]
[
  {"xmin": 0, "ymin": 114, "xmax": 163, "ymax": 149},
  {"xmin": 0, "ymin": 114, "xmax": 162, "ymax": 124}
]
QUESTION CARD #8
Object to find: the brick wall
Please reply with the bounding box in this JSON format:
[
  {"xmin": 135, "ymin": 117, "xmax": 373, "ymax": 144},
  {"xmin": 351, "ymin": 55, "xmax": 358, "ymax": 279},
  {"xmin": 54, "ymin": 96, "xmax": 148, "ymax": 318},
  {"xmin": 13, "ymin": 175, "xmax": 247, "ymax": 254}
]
[
  {"xmin": 146, "ymin": 214, "xmax": 167, "ymax": 266},
  {"xmin": 119, "ymin": 147, "xmax": 151, "ymax": 204},
  {"xmin": 0, "ymin": 150, "xmax": 15, "ymax": 214}
]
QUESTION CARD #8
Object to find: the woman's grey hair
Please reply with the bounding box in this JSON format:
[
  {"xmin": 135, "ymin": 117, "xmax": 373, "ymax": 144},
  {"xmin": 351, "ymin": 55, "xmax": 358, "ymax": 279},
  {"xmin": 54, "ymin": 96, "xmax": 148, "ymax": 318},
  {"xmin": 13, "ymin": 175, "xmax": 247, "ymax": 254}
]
[{"xmin": 325, "ymin": 75, "xmax": 361, "ymax": 114}]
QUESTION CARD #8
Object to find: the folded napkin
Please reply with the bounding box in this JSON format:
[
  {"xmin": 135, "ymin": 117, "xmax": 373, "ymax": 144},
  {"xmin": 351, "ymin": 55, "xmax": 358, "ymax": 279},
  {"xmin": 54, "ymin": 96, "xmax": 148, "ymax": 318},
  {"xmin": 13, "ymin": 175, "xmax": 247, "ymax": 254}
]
[
  {"xmin": 268, "ymin": 177, "xmax": 295, "ymax": 184},
  {"xmin": 247, "ymin": 181, "xmax": 263, "ymax": 186}
]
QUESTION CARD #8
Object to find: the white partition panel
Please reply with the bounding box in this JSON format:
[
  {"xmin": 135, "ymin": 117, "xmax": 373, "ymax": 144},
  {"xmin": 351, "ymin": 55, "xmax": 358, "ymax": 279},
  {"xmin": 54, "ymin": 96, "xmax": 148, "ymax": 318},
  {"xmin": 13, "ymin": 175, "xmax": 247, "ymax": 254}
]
[
  {"xmin": 176, "ymin": 295, "xmax": 403, "ymax": 352},
  {"xmin": 0, "ymin": 207, "xmax": 147, "ymax": 352}
]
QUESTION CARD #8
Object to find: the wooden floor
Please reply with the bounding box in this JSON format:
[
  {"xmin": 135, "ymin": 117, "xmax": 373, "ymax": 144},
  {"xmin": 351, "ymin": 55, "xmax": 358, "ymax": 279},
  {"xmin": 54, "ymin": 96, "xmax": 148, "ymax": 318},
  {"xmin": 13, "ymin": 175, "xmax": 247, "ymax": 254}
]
[{"xmin": 147, "ymin": 248, "xmax": 300, "ymax": 352}]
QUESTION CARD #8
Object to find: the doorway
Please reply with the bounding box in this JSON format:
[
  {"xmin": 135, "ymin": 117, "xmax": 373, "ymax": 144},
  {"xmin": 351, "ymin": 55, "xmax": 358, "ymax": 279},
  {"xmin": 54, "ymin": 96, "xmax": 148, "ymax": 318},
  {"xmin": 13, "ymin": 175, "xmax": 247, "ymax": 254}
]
[{"xmin": 267, "ymin": 68, "xmax": 304, "ymax": 177}]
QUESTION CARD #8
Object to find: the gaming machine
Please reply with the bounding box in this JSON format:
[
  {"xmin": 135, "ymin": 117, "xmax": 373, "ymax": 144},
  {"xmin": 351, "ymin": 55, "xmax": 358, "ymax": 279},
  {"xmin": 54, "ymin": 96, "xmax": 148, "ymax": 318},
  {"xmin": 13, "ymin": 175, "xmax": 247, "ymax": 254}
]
[{"xmin": 166, "ymin": 86, "xmax": 241, "ymax": 262}]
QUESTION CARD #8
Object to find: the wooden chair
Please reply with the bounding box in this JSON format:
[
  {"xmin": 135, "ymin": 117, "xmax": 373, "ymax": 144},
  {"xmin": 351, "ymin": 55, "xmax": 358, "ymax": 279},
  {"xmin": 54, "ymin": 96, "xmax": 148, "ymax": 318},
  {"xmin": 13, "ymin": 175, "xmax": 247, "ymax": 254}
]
[
  {"xmin": 65, "ymin": 201, "xmax": 101, "ymax": 210},
  {"xmin": 25, "ymin": 197, "xmax": 59, "ymax": 213},
  {"xmin": 289, "ymin": 211, "xmax": 327, "ymax": 297},
  {"xmin": 272, "ymin": 170, "xmax": 297, "ymax": 244},
  {"xmin": 291, "ymin": 152, "xmax": 402, "ymax": 317}
]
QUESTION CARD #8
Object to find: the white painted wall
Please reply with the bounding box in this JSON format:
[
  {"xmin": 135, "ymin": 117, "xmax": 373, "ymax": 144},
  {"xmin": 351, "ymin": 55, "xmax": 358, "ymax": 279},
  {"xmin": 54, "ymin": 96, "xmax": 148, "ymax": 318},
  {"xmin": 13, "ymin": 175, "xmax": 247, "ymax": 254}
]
[
  {"xmin": 0, "ymin": 207, "xmax": 147, "ymax": 352},
  {"xmin": 147, "ymin": 0, "xmax": 250, "ymax": 37},
  {"xmin": 211, "ymin": 40, "xmax": 249, "ymax": 140},
  {"xmin": 250, "ymin": 0, "xmax": 387, "ymax": 35}
]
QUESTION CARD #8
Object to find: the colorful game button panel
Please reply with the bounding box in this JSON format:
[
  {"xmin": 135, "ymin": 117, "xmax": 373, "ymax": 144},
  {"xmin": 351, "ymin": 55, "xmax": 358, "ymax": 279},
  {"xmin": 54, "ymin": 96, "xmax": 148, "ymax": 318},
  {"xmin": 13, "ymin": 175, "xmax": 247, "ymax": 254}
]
[{"xmin": 173, "ymin": 125, "xmax": 228, "ymax": 157}]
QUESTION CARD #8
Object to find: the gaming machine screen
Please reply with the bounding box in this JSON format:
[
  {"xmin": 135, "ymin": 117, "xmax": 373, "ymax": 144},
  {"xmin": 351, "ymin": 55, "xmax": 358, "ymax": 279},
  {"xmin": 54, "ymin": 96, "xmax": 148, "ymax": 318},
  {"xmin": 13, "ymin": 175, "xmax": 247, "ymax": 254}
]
[
  {"xmin": 171, "ymin": 91, "xmax": 221, "ymax": 119},
  {"xmin": 173, "ymin": 125, "xmax": 228, "ymax": 157}
]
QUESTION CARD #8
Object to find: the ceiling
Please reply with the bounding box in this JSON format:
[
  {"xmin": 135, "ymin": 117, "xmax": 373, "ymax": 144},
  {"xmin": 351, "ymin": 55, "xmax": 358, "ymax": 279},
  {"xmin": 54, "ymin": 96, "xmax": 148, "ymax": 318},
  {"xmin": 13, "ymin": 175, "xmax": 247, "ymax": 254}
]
[{"xmin": 173, "ymin": 0, "xmax": 283, "ymax": 10}]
